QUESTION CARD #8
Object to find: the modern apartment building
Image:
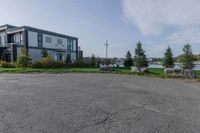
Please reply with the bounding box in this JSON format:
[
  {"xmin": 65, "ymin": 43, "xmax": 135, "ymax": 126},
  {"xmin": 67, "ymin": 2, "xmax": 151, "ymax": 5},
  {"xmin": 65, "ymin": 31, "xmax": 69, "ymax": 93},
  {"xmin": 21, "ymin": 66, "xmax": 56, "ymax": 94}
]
[{"xmin": 0, "ymin": 24, "xmax": 82, "ymax": 62}]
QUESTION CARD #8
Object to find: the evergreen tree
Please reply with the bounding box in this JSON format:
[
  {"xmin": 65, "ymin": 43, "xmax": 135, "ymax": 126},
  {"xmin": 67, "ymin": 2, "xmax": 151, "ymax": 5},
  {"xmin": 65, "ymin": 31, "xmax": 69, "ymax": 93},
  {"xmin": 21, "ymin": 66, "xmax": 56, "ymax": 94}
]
[
  {"xmin": 65, "ymin": 53, "xmax": 71, "ymax": 65},
  {"xmin": 41, "ymin": 48, "xmax": 48, "ymax": 58},
  {"xmin": 124, "ymin": 51, "xmax": 133, "ymax": 67},
  {"xmin": 162, "ymin": 46, "xmax": 174, "ymax": 68},
  {"xmin": 133, "ymin": 42, "xmax": 148, "ymax": 67},
  {"xmin": 90, "ymin": 54, "xmax": 96, "ymax": 67},
  {"xmin": 16, "ymin": 47, "xmax": 32, "ymax": 68},
  {"xmin": 181, "ymin": 43, "xmax": 194, "ymax": 69}
]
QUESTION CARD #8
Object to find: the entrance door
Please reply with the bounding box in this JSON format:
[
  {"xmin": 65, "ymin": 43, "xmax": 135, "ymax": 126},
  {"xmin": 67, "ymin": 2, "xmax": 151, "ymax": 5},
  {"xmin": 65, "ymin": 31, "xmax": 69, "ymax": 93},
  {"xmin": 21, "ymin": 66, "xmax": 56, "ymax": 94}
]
[
  {"xmin": 57, "ymin": 53, "xmax": 63, "ymax": 61},
  {"xmin": 1, "ymin": 49, "xmax": 11, "ymax": 62}
]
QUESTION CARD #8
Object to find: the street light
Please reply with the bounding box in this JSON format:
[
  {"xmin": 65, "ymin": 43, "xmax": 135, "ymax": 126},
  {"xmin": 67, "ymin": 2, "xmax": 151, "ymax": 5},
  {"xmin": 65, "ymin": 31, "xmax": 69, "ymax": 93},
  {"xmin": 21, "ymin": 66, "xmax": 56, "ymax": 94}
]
[{"xmin": 104, "ymin": 40, "xmax": 109, "ymax": 59}]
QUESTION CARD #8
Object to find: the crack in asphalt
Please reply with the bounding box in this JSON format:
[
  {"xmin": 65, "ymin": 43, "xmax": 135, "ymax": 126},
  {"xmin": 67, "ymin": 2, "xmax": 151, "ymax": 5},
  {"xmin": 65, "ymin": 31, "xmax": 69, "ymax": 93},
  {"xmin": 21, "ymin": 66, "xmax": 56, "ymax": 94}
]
[
  {"xmin": 74, "ymin": 107, "xmax": 137, "ymax": 133},
  {"xmin": 74, "ymin": 102, "xmax": 195, "ymax": 133}
]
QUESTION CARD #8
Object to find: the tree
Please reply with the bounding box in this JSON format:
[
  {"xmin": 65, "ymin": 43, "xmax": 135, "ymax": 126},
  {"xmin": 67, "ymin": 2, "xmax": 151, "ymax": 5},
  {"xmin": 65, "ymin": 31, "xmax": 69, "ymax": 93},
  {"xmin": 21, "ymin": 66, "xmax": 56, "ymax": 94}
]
[
  {"xmin": 133, "ymin": 42, "xmax": 148, "ymax": 67},
  {"xmin": 16, "ymin": 47, "xmax": 32, "ymax": 68},
  {"xmin": 41, "ymin": 48, "xmax": 48, "ymax": 58},
  {"xmin": 124, "ymin": 51, "xmax": 133, "ymax": 67},
  {"xmin": 162, "ymin": 46, "xmax": 174, "ymax": 68},
  {"xmin": 181, "ymin": 43, "xmax": 194, "ymax": 69},
  {"xmin": 198, "ymin": 54, "xmax": 200, "ymax": 61},
  {"xmin": 90, "ymin": 54, "xmax": 96, "ymax": 67},
  {"xmin": 65, "ymin": 53, "xmax": 71, "ymax": 65}
]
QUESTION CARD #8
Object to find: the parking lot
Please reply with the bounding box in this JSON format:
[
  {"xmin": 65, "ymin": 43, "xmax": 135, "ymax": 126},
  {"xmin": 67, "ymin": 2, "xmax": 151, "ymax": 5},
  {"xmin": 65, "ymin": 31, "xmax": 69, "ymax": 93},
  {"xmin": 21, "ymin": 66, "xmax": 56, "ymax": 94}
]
[{"xmin": 0, "ymin": 74, "xmax": 200, "ymax": 133}]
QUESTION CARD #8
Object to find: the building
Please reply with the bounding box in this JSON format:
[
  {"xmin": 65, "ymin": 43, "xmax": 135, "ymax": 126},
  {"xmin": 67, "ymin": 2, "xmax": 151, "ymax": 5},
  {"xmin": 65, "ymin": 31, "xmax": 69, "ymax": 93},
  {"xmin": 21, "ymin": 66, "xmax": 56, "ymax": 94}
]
[{"xmin": 0, "ymin": 24, "xmax": 82, "ymax": 62}]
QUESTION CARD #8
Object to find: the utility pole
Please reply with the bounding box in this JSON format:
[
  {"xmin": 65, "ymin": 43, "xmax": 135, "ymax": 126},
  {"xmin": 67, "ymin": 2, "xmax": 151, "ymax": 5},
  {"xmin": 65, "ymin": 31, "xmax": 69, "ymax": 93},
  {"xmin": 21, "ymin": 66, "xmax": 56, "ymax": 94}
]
[{"xmin": 104, "ymin": 40, "xmax": 109, "ymax": 59}]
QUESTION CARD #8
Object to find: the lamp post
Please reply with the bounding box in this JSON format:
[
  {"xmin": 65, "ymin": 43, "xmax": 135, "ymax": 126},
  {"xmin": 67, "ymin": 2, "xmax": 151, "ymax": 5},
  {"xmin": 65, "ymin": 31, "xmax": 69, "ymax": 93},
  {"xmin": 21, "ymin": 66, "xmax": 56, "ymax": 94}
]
[{"xmin": 104, "ymin": 40, "xmax": 109, "ymax": 59}]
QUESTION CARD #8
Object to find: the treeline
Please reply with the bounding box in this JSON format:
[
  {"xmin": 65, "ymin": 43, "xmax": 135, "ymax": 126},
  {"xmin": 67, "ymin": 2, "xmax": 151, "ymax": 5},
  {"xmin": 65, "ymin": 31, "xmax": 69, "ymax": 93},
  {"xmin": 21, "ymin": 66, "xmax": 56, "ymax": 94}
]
[{"xmin": 124, "ymin": 42, "xmax": 197, "ymax": 69}]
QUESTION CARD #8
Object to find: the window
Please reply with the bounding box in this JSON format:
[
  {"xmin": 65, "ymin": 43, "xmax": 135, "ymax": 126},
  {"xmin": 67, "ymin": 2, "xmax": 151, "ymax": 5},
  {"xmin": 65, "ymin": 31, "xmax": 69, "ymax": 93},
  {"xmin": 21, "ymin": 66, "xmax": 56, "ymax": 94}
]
[
  {"xmin": 67, "ymin": 40, "xmax": 71, "ymax": 50},
  {"xmin": 57, "ymin": 53, "xmax": 63, "ymax": 61},
  {"xmin": 10, "ymin": 35, "xmax": 15, "ymax": 43},
  {"xmin": 57, "ymin": 39, "xmax": 62, "ymax": 45},
  {"xmin": 38, "ymin": 35, "xmax": 42, "ymax": 42},
  {"xmin": 38, "ymin": 34, "xmax": 43, "ymax": 48},
  {"xmin": 20, "ymin": 33, "xmax": 23, "ymax": 44},
  {"xmin": 46, "ymin": 36, "xmax": 52, "ymax": 43},
  {"xmin": 73, "ymin": 40, "xmax": 77, "ymax": 51},
  {"xmin": 0, "ymin": 36, "xmax": 1, "ymax": 45}
]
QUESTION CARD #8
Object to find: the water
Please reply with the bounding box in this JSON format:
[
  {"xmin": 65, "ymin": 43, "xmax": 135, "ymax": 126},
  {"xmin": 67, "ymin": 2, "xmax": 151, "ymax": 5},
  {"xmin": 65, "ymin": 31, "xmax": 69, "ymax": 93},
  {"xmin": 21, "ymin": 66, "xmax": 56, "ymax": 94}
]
[{"xmin": 149, "ymin": 64, "xmax": 200, "ymax": 70}]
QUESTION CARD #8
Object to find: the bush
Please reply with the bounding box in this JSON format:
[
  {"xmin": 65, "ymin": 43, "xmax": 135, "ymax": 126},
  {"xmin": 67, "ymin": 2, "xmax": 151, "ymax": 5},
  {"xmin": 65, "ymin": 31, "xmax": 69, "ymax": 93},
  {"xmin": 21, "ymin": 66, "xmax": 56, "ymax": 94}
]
[
  {"xmin": 180, "ymin": 44, "xmax": 194, "ymax": 69},
  {"xmin": 40, "ymin": 55, "xmax": 54, "ymax": 68},
  {"xmin": 32, "ymin": 61, "xmax": 42, "ymax": 68},
  {"xmin": 16, "ymin": 48, "xmax": 32, "ymax": 68},
  {"xmin": 53, "ymin": 61, "xmax": 65, "ymax": 68},
  {"xmin": 124, "ymin": 51, "xmax": 133, "ymax": 67},
  {"xmin": 32, "ymin": 55, "xmax": 65, "ymax": 68},
  {"xmin": 0, "ymin": 61, "xmax": 16, "ymax": 68},
  {"xmin": 133, "ymin": 42, "xmax": 148, "ymax": 67},
  {"xmin": 65, "ymin": 54, "xmax": 71, "ymax": 65}
]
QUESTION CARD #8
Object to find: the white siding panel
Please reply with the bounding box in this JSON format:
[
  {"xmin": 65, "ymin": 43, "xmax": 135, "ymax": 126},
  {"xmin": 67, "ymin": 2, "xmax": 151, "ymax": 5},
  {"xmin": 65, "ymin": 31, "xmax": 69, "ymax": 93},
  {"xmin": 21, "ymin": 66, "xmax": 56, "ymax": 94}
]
[
  {"xmin": 0, "ymin": 32, "xmax": 5, "ymax": 46},
  {"xmin": 43, "ymin": 34, "xmax": 68, "ymax": 49},
  {"xmin": 71, "ymin": 52, "xmax": 76, "ymax": 62},
  {"xmin": 15, "ymin": 33, "xmax": 21, "ymax": 44},
  {"xmin": 28, "ymin": 31, "xmax": 38, "ymax": 47}
]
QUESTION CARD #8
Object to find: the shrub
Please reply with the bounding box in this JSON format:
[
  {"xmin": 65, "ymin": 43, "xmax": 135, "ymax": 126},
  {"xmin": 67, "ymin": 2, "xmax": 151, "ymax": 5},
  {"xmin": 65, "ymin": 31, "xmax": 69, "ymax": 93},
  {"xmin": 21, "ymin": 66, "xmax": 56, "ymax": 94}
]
[
  {"xmin": 162, "ymin": 46, "xmax": 174, "ymax": 68},
  {"xmin": 133, "ymin": 42, "xmax": 148, "ymax": 67},
  {"xmin": 41, "ymin": 48, "xmax": 49, "ymax": 58},
  {"xmin": 16, "ymin": 48, "xmax": 32, "ymax": 68},
  {"xmin": 124, "ymin": 51, "xmax": 133, "ymax": 67},
  {"xmin": 65, "ymin": 54, "xmax": 71, "ymax": 65},
  {"xmin": 73, "ymin": 59, "xmax": 88, "ymax": 67},
  {"xmin": 53, "ymin": 61, "xmax": 65, "ymax": 67},
  {"xmin": 90, "ymin": 54, "xmax": 96, "ymax": 67},
  {"xmin": 32, "ymin": 55, "xmax": 65, "ymax": 68},
  {"xmin": 0, "ymin": 61, "xmax": 16, "ymax": 68},
  {"xmin": 180, "ymin": 43, "xmax": 194, "ymax": 69},
  {"xmin": 32, "ymin": 61, "xmax": 42, "ymax": 68},
  {"xmin": 41, "ymin": 55, "xmax": 54, "ymax": 68}
]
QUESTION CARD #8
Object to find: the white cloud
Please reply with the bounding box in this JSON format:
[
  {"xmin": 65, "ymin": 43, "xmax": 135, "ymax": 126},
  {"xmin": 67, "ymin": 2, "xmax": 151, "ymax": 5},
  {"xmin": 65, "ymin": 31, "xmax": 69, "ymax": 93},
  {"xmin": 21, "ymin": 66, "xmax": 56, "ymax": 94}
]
[
  {"xmin": 122, "ymin": 0, "xmax": 200, "ymax": 36},
  {"xmin": 166, "ymin": 29, "xmax": 200, "ymax": 45}
]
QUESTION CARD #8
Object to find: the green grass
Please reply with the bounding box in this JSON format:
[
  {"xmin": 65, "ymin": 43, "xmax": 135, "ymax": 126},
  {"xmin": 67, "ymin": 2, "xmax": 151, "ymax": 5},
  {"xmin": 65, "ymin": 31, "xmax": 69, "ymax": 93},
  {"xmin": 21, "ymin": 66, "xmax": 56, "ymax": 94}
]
[
  {"xmin": 147, "ymin": 68, "xmax": 165, "ymax": 78},
  {"xmin": 0, "ymin": 67, "xmax": 199, "ymax": 79},
  {"xmin": 196, "ymin": 70, "xmax": 200, "ymax": 78},
  {"xmin": 0, "ymin": 67, "xmax": 100, "ymax": 74}
]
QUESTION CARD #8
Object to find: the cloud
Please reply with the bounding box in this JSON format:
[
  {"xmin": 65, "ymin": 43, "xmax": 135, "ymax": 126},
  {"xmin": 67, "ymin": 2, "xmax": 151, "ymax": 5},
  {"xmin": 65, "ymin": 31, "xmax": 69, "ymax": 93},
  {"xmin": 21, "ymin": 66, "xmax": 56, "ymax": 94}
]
[
  {"xmin": 122, "ymin": 0, "xmax": 200, "ymax": 36},
  {"xmin": 166, "ymin": 29, "xmax": 200, "ymax": 45}
]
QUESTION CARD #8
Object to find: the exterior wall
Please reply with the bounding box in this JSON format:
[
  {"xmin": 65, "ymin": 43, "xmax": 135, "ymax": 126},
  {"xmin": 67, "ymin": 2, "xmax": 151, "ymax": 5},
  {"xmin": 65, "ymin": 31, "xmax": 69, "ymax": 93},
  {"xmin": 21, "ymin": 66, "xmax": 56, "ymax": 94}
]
[
  {"xmin": 14, "ymin": 33, "xmax": 22, "ymax": 45},
  {"xmin": 28, "ymin": 48, "xmax": 57, "ymax": 62},
  {"xmin": 17, "ymin": 47, "xmax": 56, "ymax": 62},
  {"xmin": 43, "ymin": 34, "xmax": 68, "ymax": 49},
  {"xmin": 43, "ymin": 34, "xmax": 77, "ymax": 51},
  {"xmin": 0, "ymin": 31, "xmax": 6, "ymax": 46},
  {"xmin": 0, "ymin": 24, "xmax": 79, "ymax": 62},
  {"xmin": 28, "ymin": 31, "xmax": 38, "ymax": 47},
  {"xmin": 71, "ymin": 52, "xmax": 77, "ymax": 62},
  {"xmin": 28, "ymin": 48, "xmax": 42, "ymax": 61}
]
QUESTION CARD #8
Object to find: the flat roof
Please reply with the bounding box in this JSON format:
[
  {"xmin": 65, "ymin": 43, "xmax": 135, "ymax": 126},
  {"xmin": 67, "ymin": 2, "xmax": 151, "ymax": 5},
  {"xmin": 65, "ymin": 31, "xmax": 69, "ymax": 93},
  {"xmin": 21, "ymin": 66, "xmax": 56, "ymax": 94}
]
[{"xmin": 0, "ymin": 24, "xmax": 78, "ymax": 39}]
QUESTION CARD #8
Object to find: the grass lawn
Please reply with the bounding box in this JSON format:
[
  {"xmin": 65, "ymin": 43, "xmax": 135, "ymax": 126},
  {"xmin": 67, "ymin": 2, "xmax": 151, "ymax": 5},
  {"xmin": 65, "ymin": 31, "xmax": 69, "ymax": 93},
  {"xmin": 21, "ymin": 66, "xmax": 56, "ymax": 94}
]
[
  {"xmin": 0, "ymin": 67, "xmax": 100, "ymax": 74},
  {"xmin": 196, "ymin": 70, "xmax": 200, "ymax": 78},
  {"xmin": 0, "ymin": 67, "xmax": 199, "ymax": 79}
]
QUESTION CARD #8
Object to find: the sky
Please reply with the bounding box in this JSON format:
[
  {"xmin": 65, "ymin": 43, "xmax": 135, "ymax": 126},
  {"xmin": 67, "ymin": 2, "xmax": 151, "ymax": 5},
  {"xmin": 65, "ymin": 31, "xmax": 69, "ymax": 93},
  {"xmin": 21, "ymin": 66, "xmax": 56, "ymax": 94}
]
[{"xmin": 0, "ymin": 0, "xmax": 200, "ymax": 58}]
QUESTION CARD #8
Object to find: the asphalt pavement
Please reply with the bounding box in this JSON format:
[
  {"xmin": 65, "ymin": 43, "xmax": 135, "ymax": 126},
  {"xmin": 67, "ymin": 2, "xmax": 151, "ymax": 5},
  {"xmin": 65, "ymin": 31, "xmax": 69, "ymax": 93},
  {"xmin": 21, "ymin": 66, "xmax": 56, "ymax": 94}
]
[{"xmin": 0, "ymin": 74, "xmax": 200, "ymax": 133}]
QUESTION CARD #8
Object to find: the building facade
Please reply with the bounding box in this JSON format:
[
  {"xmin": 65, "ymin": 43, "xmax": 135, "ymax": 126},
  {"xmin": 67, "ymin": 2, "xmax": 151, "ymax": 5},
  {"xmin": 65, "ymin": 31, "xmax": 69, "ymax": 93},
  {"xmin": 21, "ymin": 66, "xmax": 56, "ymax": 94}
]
[{"xmin": 0, "ymin": 24, "xmax": 82, "ymax": 62}]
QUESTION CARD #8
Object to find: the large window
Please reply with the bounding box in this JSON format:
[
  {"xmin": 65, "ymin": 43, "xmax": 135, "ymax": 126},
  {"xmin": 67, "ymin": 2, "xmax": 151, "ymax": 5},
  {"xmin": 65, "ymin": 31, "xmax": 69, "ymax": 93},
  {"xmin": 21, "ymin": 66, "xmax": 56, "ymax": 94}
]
[
  {"xmin": 20, "ymin": 33, "xmax": 23, "ymax": 44},
  {"xmin": 67, "ymin": 40, "xmax": 71, "ymax": 50},
  {"xmin": 38, "ymin": 34, "xmax": 43, "ymax": 48},
  {"xmin": 46, "ymin": 36, "xmax": 52, "ymax": 43},
  {"xmin": 57, "ymin": 39, "xmax": 62, "ymax": 45}
]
